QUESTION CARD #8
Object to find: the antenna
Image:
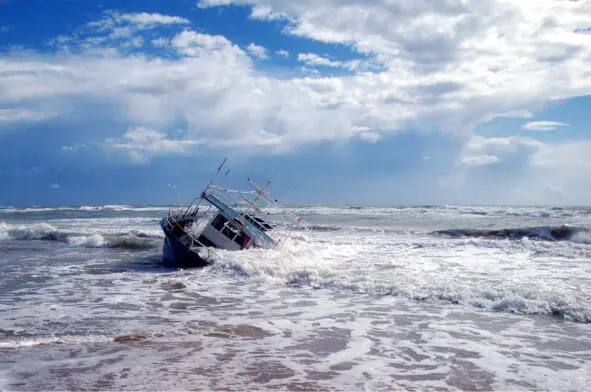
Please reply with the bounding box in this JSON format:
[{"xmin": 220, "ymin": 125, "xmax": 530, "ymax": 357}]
[
  {"xmin": 216, "ymin": 157, "xmax": 227, "ymax": 175},
  {"xmin": 202, "ymin": 157, "xmax": 229, "ymax": 199},
  {"xmin": 247, "ymin": 178, "xmax": 274, "ymax": 207}
]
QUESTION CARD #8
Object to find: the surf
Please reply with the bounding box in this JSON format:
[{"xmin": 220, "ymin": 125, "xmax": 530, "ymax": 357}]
[
  {"xmin": 0, "ymin": 221, "xmax": 159, "ymax": 250},
  {"xmin": 433, "ymin": 225, "xmax": 590, "ymax": 243}
]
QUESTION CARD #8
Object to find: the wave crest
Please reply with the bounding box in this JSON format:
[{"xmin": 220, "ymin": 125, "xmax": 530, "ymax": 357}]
[
  {"xmin": 0, "ymin": 221, "xmax": 158, "ymax": 250},
  {"xmin": 434, "ymin": 225, "xmax": 589, "ymax": 243}
]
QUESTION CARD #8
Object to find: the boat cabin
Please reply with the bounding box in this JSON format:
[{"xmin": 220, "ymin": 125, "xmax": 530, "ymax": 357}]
[{"xmin": 197, "ymin": 212, "xmax": 253, "ymax": 251}]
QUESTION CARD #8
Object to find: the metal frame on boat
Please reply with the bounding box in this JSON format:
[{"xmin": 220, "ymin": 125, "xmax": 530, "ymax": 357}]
[{"xmin": 159, "ymin": 160, "xmax": 306, "ymax": 267}]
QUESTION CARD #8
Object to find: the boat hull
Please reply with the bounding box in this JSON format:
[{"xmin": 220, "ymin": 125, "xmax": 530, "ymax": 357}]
[{"xmin": 160, "ymin": 219, "xmax": 210, "ymax": 268}]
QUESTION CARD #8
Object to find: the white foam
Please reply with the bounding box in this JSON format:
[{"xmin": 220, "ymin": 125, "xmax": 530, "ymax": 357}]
[
  {"xmin": 0, "ymin": 221, "xmax": 159, "ymax": 249},
  {"xmin": 0, "ymin": 221, "xmax": 9, "ymax": 240},
  {"xmin": 199, "ymin": 230, "xmax": 591, "ymax": 322},
  {"xmin": 79, "ymin": 205, "xmax": 167, "ymax": 212},
  {"xmin": 67, "ymin": 234, "xmax": 107, "ymax": 247},
  {"xmin": 0, "ymin": 205, "xmax": 169, "ymax": 213},
  {"xmin": 3, "ymin": 222, "xmax": 64, "ymax": 240},
  {"xmin": 2, "ymin": 204, "xmax": 590, "ymax": 391},
  {"xmin": 571, "ymin": 231, "xmax": 591, "ymax": 244},
  {"xmin": 0, "ymin": 368, "xmax": 13, "ymax": 391},
  {"xmin": 0, "ymin": 333, "xmax": 113, "ymax": 348}
]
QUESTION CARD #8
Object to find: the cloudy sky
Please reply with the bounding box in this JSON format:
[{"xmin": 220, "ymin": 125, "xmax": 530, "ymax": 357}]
[{"xmin": 1, "ymin": 0, "xmax": 590, "ymax": 206}]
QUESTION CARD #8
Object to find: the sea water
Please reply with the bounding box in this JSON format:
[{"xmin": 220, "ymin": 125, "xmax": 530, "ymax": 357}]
[{"xmin": 1, "ymin": 205, "xmax": 590, "ymax": 390}]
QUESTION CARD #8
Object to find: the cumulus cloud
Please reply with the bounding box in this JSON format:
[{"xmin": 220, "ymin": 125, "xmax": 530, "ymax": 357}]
[
  {"xmin": 198, "ymin": 0, "xmax": 591, "ymax": 65},
  {"xmin": 249, "ymin": 4, "xmax": 288, "ymax": 21},
  {"xmin": 88, "ymin": 11, "xmax": 189, "ymax": 32},
  {"xmin": 461, "ymin": 154, "xmax": 499, "ymax": 166},
  {"xmin": 357, "ymin": 131, "xmax": 382, "ymax": 143},
  {"xmin": 49, "ymin": 182, "xmax": 60, "ymax": 189},
  {"xmin": 517, "ymin": 140, "xmax": 591, "ymax": 204},
  {"xmin": 52, "ymin": 11, "xmax": 189, "ymax": 52},
  {"xmin": 151, "ymin": 37, "xmax": 169, "ymax": 47},
  {"xmin": 1, "ymin": 2, "xmax": 591, "ymax": 166},
  {"xmin": 522, "ymin": 121, "xmax": 570, "ymax": 131},
  {"xmin": 491, "ymin": 110, "xmax": 534, "ymax": 119},
  {"xmin": 61, "ymin": 144, "xmax": 88, "ymax": 152},
  {"xmin": 298, "ymin": 53, "xmax": 342, "ymax": 68},
  {"xmin": 531, "ymin": 140, "xmax": 591, "ymax": 170},
  {"xmin": 197, "ymin": 0, "xmax": 591, "ymax": 129},
  {"xmin": 0, "ymin": 108, "xmax": 55, "ymax": 125},
  {"xmin": 105, "ymin": 127, "xmax": 202, "ymax": 163},
  {"xmin": 113, "ymin": 12, "xmax": 189, "ymax": 27},
  {"xmin": 246, "ymin": 42, "xmax": 268, "ymax": 59},
  {"xmin": 276, "ymin": 49, "xmax": 289, "ymax": 58},
  {"xmin": 297, "ymin": 52, "xmax": 381, "ymax": 71},
  {"xmin": 460, "ymin": 136, "xmax": 543, "ymax": 166}
]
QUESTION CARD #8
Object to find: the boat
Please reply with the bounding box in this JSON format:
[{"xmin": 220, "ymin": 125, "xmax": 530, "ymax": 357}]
[{"xmin": 159, "ymin": 160, "xmax": 305, "ymax": 267}]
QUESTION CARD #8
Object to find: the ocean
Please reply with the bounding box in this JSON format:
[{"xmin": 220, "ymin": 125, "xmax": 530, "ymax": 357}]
[{"xmin": 1, "ymin": 204, "xmax": 590, "ymax": 391}]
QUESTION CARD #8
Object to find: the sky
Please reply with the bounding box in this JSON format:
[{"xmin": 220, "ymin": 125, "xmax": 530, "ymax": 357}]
[{"xmin": 0, "ymin": 0, "xmax": 590, "ymax": 206}]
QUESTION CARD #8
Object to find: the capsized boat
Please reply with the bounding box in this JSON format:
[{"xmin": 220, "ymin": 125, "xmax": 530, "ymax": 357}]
[{"xmin": 159, "ymin": 162, "xmax": 306, "ymax": 267}]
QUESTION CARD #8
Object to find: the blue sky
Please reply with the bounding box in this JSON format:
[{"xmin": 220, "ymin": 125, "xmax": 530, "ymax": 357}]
[{"xmin": 1, "ymin": 0, "xmax": 590, "ymax": 206}]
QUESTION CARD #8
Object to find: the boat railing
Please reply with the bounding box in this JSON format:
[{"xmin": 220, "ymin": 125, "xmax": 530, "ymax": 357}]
[
  {"xmin": 202, "ymin": 189, "xmax": 277, "ymax": 248},
  {"xmin": 205, "ymin": 184, "xmax": 309, "ymax": 244},
  {"xmin": 166, "ymin": 199, "xmax": 201, "ymax": 221},
  {"xmin": 207, "ymin": 186, "xmax": 273, "ymax": 226},
  {"xmin": 163, "ymin": 212, "xmax": 215, "ymax": 259}
]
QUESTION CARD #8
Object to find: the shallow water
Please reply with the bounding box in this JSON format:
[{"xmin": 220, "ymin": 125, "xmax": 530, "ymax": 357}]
[{"xmin": 1, "ymin": 205, "xmax": 590, "ymax": 390}]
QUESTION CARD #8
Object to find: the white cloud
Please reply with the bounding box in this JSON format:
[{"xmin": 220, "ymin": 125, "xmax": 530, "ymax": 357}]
[
  {"xmin": 276, "ymin": 49, "xmax": 289, "ymax": 58},
  {"xmin": 299, "ymin": 66, "xmax": 319, "ymax": 75},
  {"xmin": 115, "ymin": 12, "xmax": 189, "ymax": 27},
  {"xmin": 298, "ymin": 53, "xmax": 342, "ymax": 68},
  {"xmin": 491, "ymin": 110, "xmax": 534, "ymax": 119},
  {"xmin": 246, "ymin": 42, "xmax": 268, "ymax": 59},
  {"xmin": 199, "ymin": 0, "xmax": 591, "ymax": 67},
  {"xmin": 61, "ymin": 144, "xmax": 88, "ymax": 152},
  {"xmin": 197, "ymin": 0, "xmax": 234, "ymax": 8},
  {"xmin": 297, "ymin": 52, "xmax": 380, "ymax": 71},
  {"xmin": 151, "ymin": 38, "xmax": 169, "ymax": 47},
  {"xmin": 460, "ymin": 135, "xmax": 543, "ymax": 166},
  {"xmin": 518, "ymin": 140, "xmax": 591, "ymax": 204},
  {"xmin": 522, "ymin": 121, "xmax": 570, "ymax": 131},
  {"xmin": 105, "ymin": 127, "xmax": 202, "ymax": 163},
  {"xmin": 88, "ymin": 11, "xmax": 189, "ymax": 32},
  {"xmin": 357, "ymin": 131, "xmax": 381, "ymax": 143},
  {"xmin": 460, "ymin": 154, "xmax": 499, "ymax": 166},
  {"xmin": 52, "ymin": 11, "xmax": 189, "ymax": 52},
  {"xmin": 171, "ymin": 30, "xmax": 245, "ymax": 60},
  {"xmin": 2, "ymin": 2, "xmax": 591, "ymax": 165},
  {"xmin": 49, "ymin": 182, "xmax": 60, "ymax": 189},
  {"xmin": 249, "ymin": 5, "xmax": 287, "ymax": 21},
  {"xmin": 531, "ymin": 140, "xmax": 591, "ymax": 170},
  {"xmin": 197, "ymin": 0, "xmax": 591, "ymax": 129},
  {"xmin": 0, "ymin": 108, "xmax": 55, "ymax": 124},
  {"xmin": 437, "ymin": 136, "xmax": 591, "ymax": 204}
]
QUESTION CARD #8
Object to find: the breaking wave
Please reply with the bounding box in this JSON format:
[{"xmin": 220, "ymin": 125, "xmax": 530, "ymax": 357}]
[
  {"xmin": 434, "ymin": 225, "xmax": 590, "ymax": 243},
  {"xmin": 0, "ymin": 222, "xmax": 159, "ymax": 250},
  {"xmin": 0, "ymin": 330, "xmax": 114, "ymax": 348},
  {"xmin": 78, "ymin": 205, "xmax": 168, "ymax": 212},
  {"xmin": 206, "ymin": 236, "xmax": 591, "ymax": 324},
  {"xmin": 0, "ymin": 205, "xmax": 169, "ymax": 213},
  {"xmin": 214, "ymin": 263, "xmax": 591, "ymax": 323},
  {"xmin": 306, "ymin": 224, "xmax": 342, "ymax": 232}
]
